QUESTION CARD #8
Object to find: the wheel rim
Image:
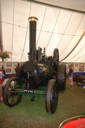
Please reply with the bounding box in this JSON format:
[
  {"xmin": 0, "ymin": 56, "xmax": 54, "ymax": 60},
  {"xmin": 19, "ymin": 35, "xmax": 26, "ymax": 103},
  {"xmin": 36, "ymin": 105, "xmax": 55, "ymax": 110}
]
[
  {"xmin": 51, "ymin": 83, "xmax": 58, "ymax": 113},
  {"xmin": 45, "ymin": 79, "xmax": 58, "ymax": 114},
  {"xmin": 6, "ymin": 80, "xmax": 18, "ymax": 105},
  {"xmin": 3, "ymin": 78, "xmax": 22, "ymax": 107},
  {"xmin": 58, "ymin": 65, "xmax": 66, "ymax": 91}
]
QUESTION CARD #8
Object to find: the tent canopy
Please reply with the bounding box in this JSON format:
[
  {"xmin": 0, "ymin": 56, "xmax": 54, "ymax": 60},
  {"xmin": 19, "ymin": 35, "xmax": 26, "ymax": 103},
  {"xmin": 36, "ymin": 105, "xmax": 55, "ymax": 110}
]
[
  {"xmin": 0, "ymin": 0, "xmax": 85, "ymax": 62},
  {"xmin": 33, "ymin": 0, "xmax": 85, "ymax": 12}
]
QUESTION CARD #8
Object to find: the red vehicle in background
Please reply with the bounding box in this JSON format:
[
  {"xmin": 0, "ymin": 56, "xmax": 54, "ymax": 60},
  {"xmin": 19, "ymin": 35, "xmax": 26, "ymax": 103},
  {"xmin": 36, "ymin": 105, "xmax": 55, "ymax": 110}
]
[{"xmin": 59, "ymin": 115, "xmax": 85, "ymax": 128}]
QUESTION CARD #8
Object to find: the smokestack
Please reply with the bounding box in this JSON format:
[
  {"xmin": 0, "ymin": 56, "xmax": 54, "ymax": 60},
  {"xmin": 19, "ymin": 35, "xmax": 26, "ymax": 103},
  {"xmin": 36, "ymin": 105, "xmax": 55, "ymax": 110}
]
[{"xmin": 28, "ymin": 17, "xmax": 38, "ymax": 61}]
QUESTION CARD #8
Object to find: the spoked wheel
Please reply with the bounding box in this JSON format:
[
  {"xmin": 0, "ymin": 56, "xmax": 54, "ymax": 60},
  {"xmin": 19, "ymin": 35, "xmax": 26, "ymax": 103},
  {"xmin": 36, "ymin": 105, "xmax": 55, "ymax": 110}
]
[
  {"xmin": 3, "ymin": 77, "xmax": 22, "ymax": 107},
  {"xmin": 45, "ymin": 79, "xmax": 59, "ymax": 114}
]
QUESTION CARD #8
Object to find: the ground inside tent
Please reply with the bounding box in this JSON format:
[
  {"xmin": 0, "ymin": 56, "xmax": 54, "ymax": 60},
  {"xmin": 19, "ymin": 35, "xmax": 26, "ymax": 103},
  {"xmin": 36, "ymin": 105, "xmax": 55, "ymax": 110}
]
[{"xmin": 0, "ymin": 80, "xmax": 85, "ymax": 128}]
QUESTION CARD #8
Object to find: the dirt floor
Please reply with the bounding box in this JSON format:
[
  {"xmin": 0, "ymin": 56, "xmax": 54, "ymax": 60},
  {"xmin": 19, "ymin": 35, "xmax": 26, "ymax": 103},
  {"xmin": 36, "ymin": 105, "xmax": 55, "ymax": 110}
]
[{"xmin": 0, "ymin": 81, "xmax": 85, "ymax": 128}]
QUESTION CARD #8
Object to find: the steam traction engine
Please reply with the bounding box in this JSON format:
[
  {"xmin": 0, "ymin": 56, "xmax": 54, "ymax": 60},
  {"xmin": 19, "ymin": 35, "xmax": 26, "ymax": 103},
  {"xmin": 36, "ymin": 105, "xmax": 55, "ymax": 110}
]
[{"xmin": 3, "ymin": 17, "xmax": 66, "ymax": 114}]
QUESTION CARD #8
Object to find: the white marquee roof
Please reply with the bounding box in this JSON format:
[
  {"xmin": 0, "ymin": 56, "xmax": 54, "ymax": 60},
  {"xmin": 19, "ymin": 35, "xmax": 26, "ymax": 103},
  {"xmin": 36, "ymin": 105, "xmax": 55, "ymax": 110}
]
[
  {"xmin": 0, "ymin": 0, "xmax": 85, "ymax": 62},
  {"xmin": 34, "ymin": 0, "xmax": 85, "ymax": 12}
]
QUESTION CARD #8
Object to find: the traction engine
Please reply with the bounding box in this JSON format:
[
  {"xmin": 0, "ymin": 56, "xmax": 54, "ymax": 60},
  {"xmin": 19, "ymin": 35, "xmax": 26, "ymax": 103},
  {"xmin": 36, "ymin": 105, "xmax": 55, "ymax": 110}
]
[{"xmin": 3, "ymin": 17, "xmax": 66, "ymax": 114}]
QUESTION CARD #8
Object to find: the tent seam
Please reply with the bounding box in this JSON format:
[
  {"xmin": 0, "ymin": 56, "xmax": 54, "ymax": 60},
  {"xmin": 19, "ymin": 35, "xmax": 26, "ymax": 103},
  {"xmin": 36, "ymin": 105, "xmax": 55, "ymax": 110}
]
[
  {"xmin": 45, "ymin": 9, "xmax": 60, "ymax": 49},
  {"xmin": 36, "ymin": 6, "xmax": 47, "ymax": 46}
]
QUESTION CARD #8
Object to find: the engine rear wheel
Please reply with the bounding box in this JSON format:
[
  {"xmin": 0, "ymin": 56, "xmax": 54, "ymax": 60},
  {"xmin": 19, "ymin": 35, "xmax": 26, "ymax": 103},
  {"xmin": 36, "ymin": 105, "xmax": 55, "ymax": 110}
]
[
  {"xmin": 45, "ymin": 79, "xmax": 59, "ymax": 114},
  {"xmin": 3, "ymin": 77, "xmax": 22, "ymax": 107},
  {"xmin": 53, "ymin": 48, "xmax": 59, "ymax": 65},
  {"xmin": 58, "ymin": 64, "xmax": 66, "ymax": 91}
]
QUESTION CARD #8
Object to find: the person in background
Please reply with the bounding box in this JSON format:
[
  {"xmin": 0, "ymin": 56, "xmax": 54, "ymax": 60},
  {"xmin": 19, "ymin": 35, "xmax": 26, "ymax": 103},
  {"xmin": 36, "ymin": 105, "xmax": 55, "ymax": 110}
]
[
  {"xmin": 68, "ymin": 65, "xmax": 74, "ymax": 89},
  {"xmin": 15, "ymin": 63, "xmax": 21, "ymax": 76},
  {"xmin": 0, "ymin": 66, "xmax": 5, "ymax": 101},
  {"xmin": 1, "ymin": 66, "xmax": 5, "ymax": 81}
]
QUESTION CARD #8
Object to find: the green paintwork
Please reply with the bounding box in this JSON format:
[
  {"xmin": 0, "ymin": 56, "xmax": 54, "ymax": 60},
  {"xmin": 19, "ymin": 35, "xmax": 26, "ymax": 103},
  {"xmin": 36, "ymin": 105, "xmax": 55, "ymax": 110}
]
[
  {"xmin": 16, "ymin": 85, "xmax": 47, "ymax": 99},
  {"xmin": 43, "ymin": 63, "xmax": 53, "ymax": 76}
]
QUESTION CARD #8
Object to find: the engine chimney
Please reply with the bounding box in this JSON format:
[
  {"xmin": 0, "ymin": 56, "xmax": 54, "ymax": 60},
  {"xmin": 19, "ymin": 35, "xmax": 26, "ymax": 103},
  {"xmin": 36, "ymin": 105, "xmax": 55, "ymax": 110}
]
[{"xmin": 28, "ymin": 17, "xmax": 38, "ymax": 61}]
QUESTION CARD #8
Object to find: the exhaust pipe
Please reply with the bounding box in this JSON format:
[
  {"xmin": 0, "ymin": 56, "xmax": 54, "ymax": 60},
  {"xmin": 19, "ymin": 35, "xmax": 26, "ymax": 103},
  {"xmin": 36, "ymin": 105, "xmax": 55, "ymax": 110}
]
[{"xmin": 28, "ymin": 17, "xmax": 38, "ymax": 61}]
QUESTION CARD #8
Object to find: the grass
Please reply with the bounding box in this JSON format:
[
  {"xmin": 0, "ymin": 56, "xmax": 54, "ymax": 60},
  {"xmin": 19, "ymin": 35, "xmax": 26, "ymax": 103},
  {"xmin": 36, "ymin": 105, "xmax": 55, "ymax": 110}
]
[{"xmin": 0, "ymin": 81, "xmax": 85, "ymax": 128}]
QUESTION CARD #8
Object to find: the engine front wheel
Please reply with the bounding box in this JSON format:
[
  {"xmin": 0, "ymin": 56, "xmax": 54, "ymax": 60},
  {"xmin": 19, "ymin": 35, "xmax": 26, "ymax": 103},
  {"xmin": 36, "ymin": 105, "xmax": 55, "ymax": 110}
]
[
  {"xmin": 45, "ymin": 79, "xmax": 59, "ymax": 114},
  {"xmin": 3, "ymin": 77, "xmax": 22, "ymax": 107}
]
